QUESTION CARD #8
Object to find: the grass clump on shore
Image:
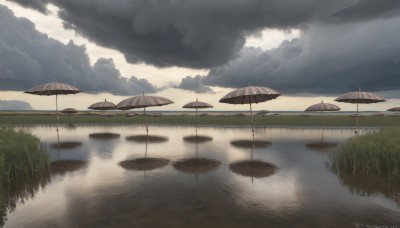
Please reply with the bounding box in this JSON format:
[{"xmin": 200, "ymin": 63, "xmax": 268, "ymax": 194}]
[
  {"xmin": 330, "ymin": 128, "xmax": 400, "ymax": 205},
  {"xmin": 0, "ymin": 128, "xmax": 51, "ymax": 227}
]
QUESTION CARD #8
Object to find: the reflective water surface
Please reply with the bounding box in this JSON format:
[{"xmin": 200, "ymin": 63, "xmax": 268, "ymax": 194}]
[{"xmin": 3, "ymin": 126, "xmax": 400, "ymax": 227}]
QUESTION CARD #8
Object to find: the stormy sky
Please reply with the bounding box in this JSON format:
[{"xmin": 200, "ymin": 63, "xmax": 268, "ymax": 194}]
[{"xmin": 1, "ymin": 0, "xmax": 399, "ymax": 110}]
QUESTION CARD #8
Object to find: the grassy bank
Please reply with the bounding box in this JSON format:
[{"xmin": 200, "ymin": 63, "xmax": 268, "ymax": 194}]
[
  {"xmin": 0, "ymin": 128, "xmax": 51, "ymax": 227},
  {"xmin": 330, "ymin": 128, "xmax": 400, "ymax": 205},
  {"xmin": 1, "ymin": 113, "xmax": 399, "ymax": 127}
]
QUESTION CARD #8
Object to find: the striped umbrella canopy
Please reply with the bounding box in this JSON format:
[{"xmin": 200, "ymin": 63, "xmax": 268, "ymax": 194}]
[
  {"xmin": 305, "ymin": 100, "xmax": 341, "ymax": 140},
  {"xmin": 220, "ymin": 85, "xmax": 281, "ymax": 137},
  {"xmin": 61, "ymin": 108, "xmax": 78, "ymax": 114},
  {"xmin": 335, "ymin": 90, "xmax": 385, "ymax": 134},
  {"xmin": 183, "ymin": 99, "xmax": 213, "ymax": 134},
  {"xmin": 25, "ymin": 82, "xmax": 80, "ymax": 126},
  {"xmin": 117, "ymin": 93, "xmax": 174, "ymax": 133},
  {"xmin": 219, "ymin": 86, "xmax": 281, "ymax": 104},
  {"xmin": 388, "ymin": 107, "xmax": 400, "ymax": 112},
  {"xmin": 88, "ymin": 99, "xmax": 116, "ymax": 110},
  {"xmin": 305, "ymin": 101, "xmax": 340, "ymax": 112}
]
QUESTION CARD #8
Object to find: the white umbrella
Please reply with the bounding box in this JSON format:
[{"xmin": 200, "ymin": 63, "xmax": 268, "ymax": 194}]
[
  {"xmin": 335, "ymin": 89, "xmax": 385, "ymax": 133},
  {"xmin": 116, "ymin": 93, "xmax": 173, "ymax": 134},
  {"xmin": 219, "ymin": 85, "xmax": 281, "ymax": 136},
  {"xmin": 25, "ymin": 82, "xmax": 80, "ymax": 126}
]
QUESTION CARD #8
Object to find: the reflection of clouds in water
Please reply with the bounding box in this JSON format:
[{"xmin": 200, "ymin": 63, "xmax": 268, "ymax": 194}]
[
  {"xmin": 6, "ymin": 126, "xmax": 399, "ymax": 227},
  {"xmin": 88, "ymin": 132, "xmax": 120, "ymax": 159}
]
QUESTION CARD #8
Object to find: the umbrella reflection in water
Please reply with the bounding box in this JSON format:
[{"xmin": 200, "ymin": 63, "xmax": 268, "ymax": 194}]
[
  {"xmin": 119, "ymin": 134, "xmax": 170, "ymax": 177},
  {"xmin": 51, "ymin": 129, "xmax": 87, "ymax": 175},
  {"xmin": 304, "ymin": 101, "xmax": 340, "ymax": 152},
  {"xmin": 229, "ymin": 136, "xmax": 276, "ymax": 182},
  {"xmin": 173, "ymin": 135, "xmax": 219, "ymax": 183}
]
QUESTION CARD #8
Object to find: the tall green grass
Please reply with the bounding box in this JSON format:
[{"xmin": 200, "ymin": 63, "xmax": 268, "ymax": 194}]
[
  {"xmin": 0, "ymin": 128, "xmax": 51, "ymax": 227},
  {"xmin": 0, "ymin": 114, "xmax": 399, "ymax": 127},
  {"xmin": 330, "ymin": 128, "xmax": 400, "ymax": 205}
]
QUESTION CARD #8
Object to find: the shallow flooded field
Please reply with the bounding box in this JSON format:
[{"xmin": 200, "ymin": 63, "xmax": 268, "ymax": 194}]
[{"xmin": 3, "ymin": 126, "xmax": 400, "ymax": 227}]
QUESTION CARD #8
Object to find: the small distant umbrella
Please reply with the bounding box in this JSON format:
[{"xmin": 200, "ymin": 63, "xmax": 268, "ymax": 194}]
[
  {"xmin": 88, "ymin": 99, "xmax": 116, "ymax": 125},
  {"xmin": 220, "ymin": 85, "xmax": 281, "ymax": 138},
  {"xmin": 183, "ymin": 99, "xmax": 213, "ymax": 134},
  {"xmin": 25, "ymin": 82, "xmax": 80, "ymax": 126},
  {"xmin": 335, "ymin": 89, "xmax": 385, "ymax": 134},
  {"xmin": 61, "ymin": 108, "xmax": 78, "ymax": 114},
  {"xmin": 116, "ymin": 93, "xmax": 173, "ymax": 134},
  {"xmin": 305, "ymin": 100, "xmax": 340, "ymax": 129},
  {"xmin": 388, "ymin": 107, "xmax": 400, "ymax": 112}
]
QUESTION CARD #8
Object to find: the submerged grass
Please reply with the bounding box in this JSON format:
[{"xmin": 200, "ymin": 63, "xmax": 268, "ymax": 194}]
[
  {"xmin": 330, "ymin": 128, "xmax": 400, "ymax": 205},
  {"xmin": 0, "ymin": 128, "xmax": 51, "ymax": 227}
]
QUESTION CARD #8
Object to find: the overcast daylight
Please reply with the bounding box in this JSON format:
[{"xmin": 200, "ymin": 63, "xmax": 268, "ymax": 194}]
[
  {"xmin": 1, "ymin": 1, "xmax": 400, "ymax": 227},
  {"xmin": 1, "ymin": 0, "xmax": 399, "ymax": 111}
]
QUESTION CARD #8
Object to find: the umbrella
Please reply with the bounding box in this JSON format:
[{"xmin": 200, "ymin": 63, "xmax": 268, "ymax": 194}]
[
  {"xmin": 25, "ymin": 82, "xmax": 80, "ymax": 126},
  {"xmin": 305, "ymin": 100, "xmax": 340, "ymax": 133},
  {"xmin": 388, "ymin": 107, "xmax": 400, "ymax": 112},
  {"xmin": 116, "ymin": 93, "xmax": 173, "ymax": 134},
  {"xmin": 219, "ymin": 85, "xmax": 281, "ymax": 136},
  {"xmin": 335, "ymin": 89, "xmax": 385, "ymax": 134},
  {"xmin": 61, "ymin": 108, "xmax": 78, "ymax": 114},
  {"xmin": 182, "ymin": 99, "xmax": 213, "ymax": 134},
  {"xmin": 88, "ymin": 99, "xmax": 116, "ymax": 125}
]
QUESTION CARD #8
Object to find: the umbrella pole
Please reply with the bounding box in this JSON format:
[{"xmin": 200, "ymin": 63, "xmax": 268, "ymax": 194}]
[
  {"xmin": 322, "ymin": 111, "xmax": 325, "ymax": 141},
  {"xmin": 57, "ymin": 128, "xmax": 60, "ymax": 160},
  {"xmin": 249, "ymin": 101, "xmax": 254, "ymax": 137},
  {"xmin": 145, "ymin": 134, "xmax": 148, "ymax": 159},
  {"xmin": 144, "ymin": 107, "xmax": 148, "ymax": 134},
  {"xmin": 355, "ymin": 102, "xmax": 359, "ymax": 135},
  {"xmin": 56, "ymin": 92, "xmax": 59, "ymax": 128},
  {"xmin": 196, "ymin": 108, "xmax": 198, "ymax": 135}
]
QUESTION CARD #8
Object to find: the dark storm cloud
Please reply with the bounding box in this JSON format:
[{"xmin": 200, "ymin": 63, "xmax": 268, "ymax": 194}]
[
  {"xmin": 0, "ymin": 100, "xmax": 33, "ymax": 110},
  {"xmin": 6, "ymin": 0, "xmax": 49, "ymax": 14},
  {"xmin": 0, "ymin": 5, "xmax": 157, "ymax": 95},
  {"xmin": 7, "ymin": 0, "xmax": 376, "ymax": 68},
  {"xmin": 187, "ymin": 18, "xmax": 400, "ymax": 95},
  {"xmin": 175, "ymin": 75, "xmax": 214, "ymax": 94},
  {"xmin": 331, "ymin": 0, "xmax": 400, "ymax": 22}
]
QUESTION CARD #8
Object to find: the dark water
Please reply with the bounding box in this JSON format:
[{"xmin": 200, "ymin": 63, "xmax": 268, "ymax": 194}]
[{"xmin": 3, "ymin": 126, "xmax": 400, "ymax": 228}]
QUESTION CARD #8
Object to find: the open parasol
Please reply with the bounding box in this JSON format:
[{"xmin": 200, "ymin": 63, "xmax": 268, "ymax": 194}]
[
  {"xmin": 182, "ymin": 99, "xmax": 213, "ymax": 135},
  {"xmin": 220, "ymin": 85, "xmax": 281, "ymax": 137},
  {"xmin": 335, "ymin": 89, "xmax": 385, "ymax": 134},
  {"xmin": 88, "ymin": 99, "xmax": 116, "ymax": 125},
  {"xmin": 25, "ymin": 82, "xmax": 80, "ymax": 127},
  {"xmin": 117, "ymin": 93, "xmax": 173, "ymax": 134}
]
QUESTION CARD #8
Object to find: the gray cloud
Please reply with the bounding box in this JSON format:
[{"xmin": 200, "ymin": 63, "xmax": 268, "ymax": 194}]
[
  {"xmin": 192, "ymin": 17, "xmax": 400, "ymax": 95},
  {"xmin": 8, "ymin": 0, "xmax": 390, "ymax": 69},
  {"xmin": 0, "ymin": 5, "xmax": 157, "ymax": 95},
  {"xmin": 0, "ymin": 100, "xmax": 33, "ymax": 110},
  {"xmin": 6, "ymin": 0, "xmax": 49, "ymax": 14},
  {"xmin": 175, "ymin": 75, "xmax": 214, "ymax": 94}
]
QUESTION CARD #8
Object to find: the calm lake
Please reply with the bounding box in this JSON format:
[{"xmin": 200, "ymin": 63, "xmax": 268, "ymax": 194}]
[{"xmin": 3, "ymin": 126, "xmax": 400, "ymax": 227}]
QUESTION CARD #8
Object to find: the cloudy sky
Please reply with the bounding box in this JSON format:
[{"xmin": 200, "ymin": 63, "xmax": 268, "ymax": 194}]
[{"xmin": 0, "ymin": 0, "xmax": 399, "ymax": 111}]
